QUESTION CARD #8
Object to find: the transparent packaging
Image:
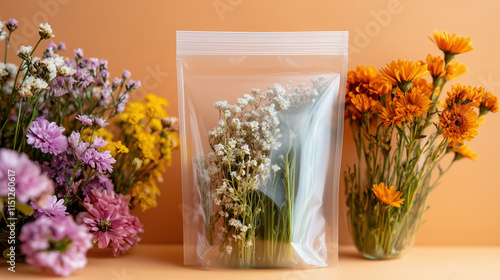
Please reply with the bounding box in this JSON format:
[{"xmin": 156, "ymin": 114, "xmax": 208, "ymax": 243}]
[{"xmin": 177, "ymin": 31, "xmax": 348, "ymax": 268}]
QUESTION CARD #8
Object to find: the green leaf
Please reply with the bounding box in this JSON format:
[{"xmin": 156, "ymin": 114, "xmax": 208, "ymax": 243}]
[{"xmin": 16, "ymin": 202, "xmax": 34, "ymax": 215}]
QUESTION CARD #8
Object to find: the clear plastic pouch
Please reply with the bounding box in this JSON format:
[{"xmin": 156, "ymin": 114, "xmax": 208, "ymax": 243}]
[{"xmin": 177, "ymin": 31, "xmax": 348, "ymax": 268}]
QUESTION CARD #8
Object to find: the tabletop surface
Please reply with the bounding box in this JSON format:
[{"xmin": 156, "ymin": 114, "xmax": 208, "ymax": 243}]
[{"xmin": 1, "ymin": 244, "xmax": 499, "ymax": 280}]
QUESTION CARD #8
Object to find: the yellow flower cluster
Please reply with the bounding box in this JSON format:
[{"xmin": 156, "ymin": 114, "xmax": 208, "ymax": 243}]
[
  {"xmin": 131, "ymin": 178, "xmax": 160, "ymax": 212},
  {"xmin": 145, "ymin": 94, "xmax": 169, "ymax": 118},
  {"xmin": 119, "ymin": 101, "xmax": 146, "ymax": 124},
  {"xmin": 113, "ymin": 93, "xmax": 178, "ymax": 211}
]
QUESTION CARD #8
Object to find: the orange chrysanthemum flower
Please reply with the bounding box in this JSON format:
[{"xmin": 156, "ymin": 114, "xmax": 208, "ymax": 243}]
[
  {"xmin": 396, "ymin": 88, "xmax": 431, "ymax": 121},
  {"xmin": 446, "ymin": 85, "xmax": 484, "ymax": 108},
  {"xmin": 412, "ymin": 77, "xmax": 433, "ymax": 96},
  {"xmin": 426, "ymin": 54, "xmax": 446, "ymax": 79},
  {"xmin": 379, "ymin": 101, "xmax": 405, "ymax": 127},
  {"xmin": 452, "ymin": 144, "xmax": 478, "ymax": 161},
  {"xmin": 347, "ymin": 66, "xmax": 379, "ymax": 87},
  {"xmin": 349, "ymin": 93, "xmax": 383, "ymax": 114},
  {"xmin": 445, "ymin": 61, "xmax": 467, "ymax": 80},
  {"xmin": 346, "ymin": 66, "xmax": 392, "ymax": 120},
  {"xmin": 379, "ymin": 59, "xmax": 429, "ymax": 93},
  {"xmin": 439, "ymin": 104, "xmax": 480, "ymax": 144},
  {"xmin": 347, "ymin": 66, "xmax": 381, "ymax": 98},
  {"xmin": 377, "ymin": 82, "xmax": 392, "ymax": 97},
  {"xmin": 347, "ymin": 66, "xmax": 391, "ymax": 98},
  {"xmin": 429, "ymin": 30, "xmax": 473, "ymax": 55},
  {"xmin": 480, "ymin": 91, "xmax": 499, "ymax": 113},
  {"xmin": 372, "ymin": 182, "xmax": 405, "ymax": 208},
  {"xmin": 394, "ymin": 78, "xmax": 433, "ymax": 98}
]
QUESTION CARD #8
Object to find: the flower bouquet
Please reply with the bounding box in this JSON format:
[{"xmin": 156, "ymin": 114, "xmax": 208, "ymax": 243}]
[
  {"xmin": 0, "ymin": 19, "xmax": 178, "ymax": 276},
  {"xmin": 344, "ymin": 31, "xmax": 498, "ymax": 259}
]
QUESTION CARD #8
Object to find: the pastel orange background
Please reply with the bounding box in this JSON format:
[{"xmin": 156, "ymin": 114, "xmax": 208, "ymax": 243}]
[{"xmin": 3, "ymin": 0, "xmax": 499, "ymax": 246}]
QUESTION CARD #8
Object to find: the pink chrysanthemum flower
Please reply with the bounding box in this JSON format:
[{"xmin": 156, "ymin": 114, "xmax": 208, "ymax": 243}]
[
  {"xmin": 77, "ymin": 188, "xmax": 143, "ymax": 257},
  {"xmin": 30, "ymin": 195, "xmax": 68, "ymax": 218},
  {"xmin": 75, "ymin": 115, "xmax": 93, "ymax": 125},
  {"xmin": 82, "ymin": 149, "xmax": 116, "ymax": 173},
  {"xmin": 0, "ymin": 148, "xmax": 53, "ymax": 203},
  {"xmin": 27, "ymin": 117, "xmax": 68, "ymax": 155},
  {"xmin": 67, "ymin": 131, "xmax": 81, "ymax": 149},
  {"xmin": 91, "ymin": 136, "xmax": 108, "ymax": 149},
  {"xmin": 93, "ymin": 117, "xmax": 108, "ymax": 128},
  {"xmin": 81, "ymin": 174, "xmax": 114, "ymax": 198},
  {"xmin": 19, "ymin": 216, "xmax": 92, "ymax": 276}
]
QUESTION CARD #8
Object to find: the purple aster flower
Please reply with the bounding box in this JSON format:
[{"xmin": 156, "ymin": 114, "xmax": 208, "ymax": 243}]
[
  {"xmin": 99, "ymin": 85, "xmax": 112, "ymax": 106},
  {"xmin": 20, "ymin": 215, "xmax": 92, "ymax": 276},
  {"xmin": 122, "ymin": 69, "xmax": 131, "ymax": 79},
  {"xmin": 74, "ymin": 48, "xmax": 83, "ymax": 60},
  {"xmin": 39, "ymin": 162, "xmax": 56, "ymax": 178},
  {"xmin": 68, "ymin": 131, "xmax": 81, "ymax": 149},
  {"xmin": 76, "ymin": 188, "xmax": 143, "ymax": 257},
  {"xmin": 75, "ymin": 115, "xmax": 93, "ymax": 126},
  {"xmin": 27, "ymin": 117, "xmax": 68, "ymax": 155},
  {"xmin": 6, "ymin": 19, "xmax": 18, "ymax": 32},
  {"xmin": 79, "ymin": 58, "xmax": 90, "ymax": 69},
  {"xmin": 48, "ymin": 77, "xmax": 69, "ymax": 97},
  {"xmin": 75, "ymin": 69, "xmax": 93, "ymax": 88},
  {"xmin": 55, "ymin": 177, "xmax": 81, "ymax": 199},
  {"xmin": 81, "ymin": 174, "xmax": 114, "ymax": 198},
  {"xmin": 65, "ymin": 59, "xmax": 77, "ymax": 69},
  {"xmin": 125, "ymin": 80, "xmax": 141, "ymax": 91},
  {"xmin": 74, "ymin": 141, "xmax": 90, "ymax": 160},
  {"xmin": 0, "ymin": 149, "xmax": 53, "ymax": 204},
  {"xmin": 100, "ymin": 70, "xmax": 109, "ymax": 81},
  {"xmin": 90, "ymin": 57, "xmax": 99, "ymax": 69},
  {"xmin": 82, "ymin": 149, "xmax": 115, "ymax": 173},
  {"xmin": 112, "ymin": 77, "xmax": 121, "ymax": 90},
  {"xmin": 44, "ymin": 41, "xmax": 57, "ymax": 58},
  {"xmin": 58, "ymin": 42, "xmax": 66, "ymax": 51},
  {"xmin": 116, "ymin": 93, "xmax": 129, "ymax": 113},
  {"xmin": 93, "ymin": 117, "xmax": 108, "ymax": 128},
  {"xmin": 50, "ymin": 153, "xmax": 75, "ymax": 170},
  {"xmin": 91, "ymin": 136, "xmax": 108, "ymax": 149},
  {"xmin": 99, "ymin": 59, "xmax": 108, "ymax": 71},
  {"xmin": 47, "ymin": 41, "xmax": 57, "ymax": 51},
  {"xmin": 30, "ymin": 195, "xmax": 68, "ymax": 218}
]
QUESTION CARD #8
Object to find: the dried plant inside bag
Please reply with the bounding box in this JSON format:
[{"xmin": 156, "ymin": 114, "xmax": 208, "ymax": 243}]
[
  {"xmin": 177, "ymin": 31, "xmax": 348, "ymax": 268},
  {"xmin": 198, "ymin": 79, "xmax": 337, "ymax": 267}
]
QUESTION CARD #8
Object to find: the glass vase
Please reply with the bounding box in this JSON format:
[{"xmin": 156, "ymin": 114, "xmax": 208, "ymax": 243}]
[{"xmin": 346, "ymin": 177, "xmax": 430, "ymax": 260}]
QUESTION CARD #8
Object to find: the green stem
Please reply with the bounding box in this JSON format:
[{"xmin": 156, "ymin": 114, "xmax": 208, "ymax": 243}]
[
  {"xmin": 12, "ymin": 97, "xmax": 23, "ymax": 150},
  {"xmin": 63, "ymin": 166, "xmax": 80, "ymax": 204},
  {"xmin": 4, "ymin": 32, "xmax": 11, "ymax": 63}
]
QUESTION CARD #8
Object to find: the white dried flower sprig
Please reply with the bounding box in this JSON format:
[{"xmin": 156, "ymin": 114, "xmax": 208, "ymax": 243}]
[
  {"xmin": 39, "ymin": 23, "xmax": 54, "ymax": 39},
  {"xmin": 18, "ymin": 76, "xmax": 48, "ymax": 97},
  {"xmin": 17, "ymin": 45, "xmax": 33, "ymax": 59},
  {"xmin": 201, "ymin": 80, "xmax": 323, "ymax": 264}
]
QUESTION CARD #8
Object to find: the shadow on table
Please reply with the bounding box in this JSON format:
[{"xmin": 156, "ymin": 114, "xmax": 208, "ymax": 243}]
[{"xmin": 338, "ymin": 250, "xmax": 366, "ymax": 261}]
